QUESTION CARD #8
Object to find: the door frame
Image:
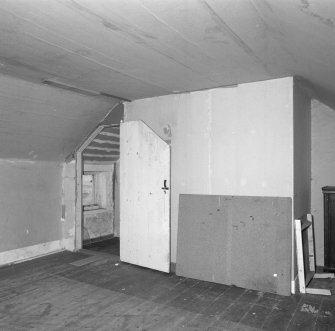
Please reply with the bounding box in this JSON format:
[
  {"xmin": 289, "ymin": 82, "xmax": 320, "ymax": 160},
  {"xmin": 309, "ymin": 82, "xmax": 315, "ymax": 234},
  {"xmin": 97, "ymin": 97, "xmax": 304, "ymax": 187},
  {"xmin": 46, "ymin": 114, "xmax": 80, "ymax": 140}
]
[{"xmin": 74, "ymin": 124, "xmax": 119, "ymax": 250}]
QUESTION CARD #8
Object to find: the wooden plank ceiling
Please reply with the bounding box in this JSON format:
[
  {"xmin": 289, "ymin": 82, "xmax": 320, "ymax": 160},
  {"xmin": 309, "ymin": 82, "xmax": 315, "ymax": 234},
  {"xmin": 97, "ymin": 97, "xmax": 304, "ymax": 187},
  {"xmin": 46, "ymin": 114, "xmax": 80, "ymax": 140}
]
[
  {"xmin": 0, "ymin": 0, "xmax": 334, "ymax": 102},
  {"xmin": 0, "ymin": 74, "xmax": 118, "ymax": 161},
  {"xmin": 0, "ymin": 0, "xmax": 335, "ymax": 161},
  {"xmin": 83, "ymin": 126, "xmax": 120, "ymax": 163}
]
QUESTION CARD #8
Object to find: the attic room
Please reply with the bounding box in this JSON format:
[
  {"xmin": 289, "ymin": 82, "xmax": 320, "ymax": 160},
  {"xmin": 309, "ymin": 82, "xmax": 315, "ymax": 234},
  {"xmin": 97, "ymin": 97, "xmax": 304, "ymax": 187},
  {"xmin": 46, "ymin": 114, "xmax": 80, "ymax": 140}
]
[{"xmin": 1, "ymin": 0, "xmax": 335, "ymax": 330}]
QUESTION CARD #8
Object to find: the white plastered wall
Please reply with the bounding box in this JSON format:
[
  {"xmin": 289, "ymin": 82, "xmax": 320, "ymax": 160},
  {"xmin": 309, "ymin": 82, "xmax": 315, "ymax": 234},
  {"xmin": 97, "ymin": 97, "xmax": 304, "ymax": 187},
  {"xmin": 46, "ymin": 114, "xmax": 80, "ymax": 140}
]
[
  {"xmin": 0, "ymin": 159, "xmax": 65, "ymax": 265},
  {"xmin": 125, "ymin": 77, "xmax": 295, "ymax": 263}
]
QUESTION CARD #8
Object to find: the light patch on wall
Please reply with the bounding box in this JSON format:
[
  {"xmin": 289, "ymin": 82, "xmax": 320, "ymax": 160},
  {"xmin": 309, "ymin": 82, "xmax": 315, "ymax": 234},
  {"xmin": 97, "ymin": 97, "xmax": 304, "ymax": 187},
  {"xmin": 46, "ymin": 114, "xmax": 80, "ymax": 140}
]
[
  {"xmin": 240, "ymin": 179, "xmax": 247, "ymax": 186},
  {"xmin": 207, "ymin": 91, "xmax": 212, "ymax": 194},
  {"xmin": 68, "ymin": 226, "xmax": 75, "ymax": 237},
  {"xmin": 28, "ymin": 151, "xmax": 38, "ymax": 159}
]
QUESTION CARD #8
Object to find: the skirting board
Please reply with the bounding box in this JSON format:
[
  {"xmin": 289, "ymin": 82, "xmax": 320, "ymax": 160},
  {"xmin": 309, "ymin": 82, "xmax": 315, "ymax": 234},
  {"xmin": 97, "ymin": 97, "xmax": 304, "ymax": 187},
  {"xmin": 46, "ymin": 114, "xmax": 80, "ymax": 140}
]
[
  {"xmin": 62, "ymin": 237, "xmax": 75, "ymax": 251},
  {"xmin": 305, "ymin": 288, "xmax": 331, "ymax": 296},
  {"xmin": 0, "ymin": 240, "xmax": 66, "ymax": 266}
]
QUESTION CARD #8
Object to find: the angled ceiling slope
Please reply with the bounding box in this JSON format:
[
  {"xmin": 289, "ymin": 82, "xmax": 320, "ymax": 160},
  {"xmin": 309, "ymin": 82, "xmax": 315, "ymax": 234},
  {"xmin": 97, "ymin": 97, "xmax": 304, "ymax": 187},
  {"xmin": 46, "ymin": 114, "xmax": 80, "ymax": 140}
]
[
  {"xmin": 83, "ymin": 126, "xmax": 120, "ymax": 164},
  {"xmin": 0, "ymin": 74, "xmax": 119, "ymax": 161},
  {"xmin": 0, "ymin": 0, "xmax": 335, "ymax": 104}
]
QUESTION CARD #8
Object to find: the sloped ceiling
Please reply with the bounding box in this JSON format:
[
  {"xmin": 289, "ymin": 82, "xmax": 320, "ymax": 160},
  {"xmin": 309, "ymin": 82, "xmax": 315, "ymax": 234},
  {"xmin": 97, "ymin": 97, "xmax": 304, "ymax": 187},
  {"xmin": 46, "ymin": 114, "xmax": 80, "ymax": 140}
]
[
  {"xmin": 0, "ymin": 0, "xmax": 335, "ymax": 102},
  {"xmin": 0, "ymin": 75, "xmax": 118, "ymax": 161},
  {"xmin": 0, "ymin": 0, "xmax": 335, "ymax": 160},
  {"xmin": 83, "ymin": 126, "xmax": 120, "ymax": 163}
]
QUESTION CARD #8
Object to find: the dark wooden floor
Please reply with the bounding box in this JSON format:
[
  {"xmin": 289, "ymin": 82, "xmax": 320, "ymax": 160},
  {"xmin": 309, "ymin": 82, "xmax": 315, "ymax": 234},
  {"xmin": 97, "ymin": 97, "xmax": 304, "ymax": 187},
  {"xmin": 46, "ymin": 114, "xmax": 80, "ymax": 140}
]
[
  {"xmin": 83, "ymin": 237, "xmax": 120, "ymax": 256},
  {"xmin": 0, "ymin": 250, "xmax": 335, "ymax": 331}
]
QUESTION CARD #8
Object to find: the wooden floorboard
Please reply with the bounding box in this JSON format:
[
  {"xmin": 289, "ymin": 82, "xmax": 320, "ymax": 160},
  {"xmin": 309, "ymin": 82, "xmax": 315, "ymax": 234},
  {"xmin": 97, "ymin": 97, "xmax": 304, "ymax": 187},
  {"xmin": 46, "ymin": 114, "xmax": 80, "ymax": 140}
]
[{"xmin": 0, "ymin": 251, "xmax": 335, "ymax": 330}]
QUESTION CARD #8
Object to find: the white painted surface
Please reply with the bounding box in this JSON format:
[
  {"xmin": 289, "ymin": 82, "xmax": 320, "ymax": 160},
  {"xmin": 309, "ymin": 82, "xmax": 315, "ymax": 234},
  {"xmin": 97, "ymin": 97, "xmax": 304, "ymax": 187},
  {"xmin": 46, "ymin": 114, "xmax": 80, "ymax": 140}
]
[
  {"xmin": 311, "ymin": 100, "xmax": 335, "ymax": 266},
  {"xmin": 209, "ymin": 78, "xmax": 293, "ymax": 196},
  {"xmin": 314, "ymin": 273, "xmax": 335, "ymax": 279},
  {"xmin": 305, "ymin": 288, "xmax": 331, "ymax": 296},
  {"xmin": 0, "ymin": 159, "xmax": 63, "ymax": 254},
  {"xmin": 126, "ymin": 77, "xmax": 294, "ymax": 263},
  {"xmin": 114, "ymin": 161, "xmax": 121, "ymax": 237},
  {"xmin": 120, "ymin": 121, "xmax": 170, "ymax": 273},
  {"xmin": 295, "ymin": 219, "xmax": 306, "ymax": 294},
  {"xmin": 75, "ymin": 152, "xmax": 83, "ymax": 250},
  {"xmin": 0, "ymin": 240, "xmax": 64, "ymax": 266}
]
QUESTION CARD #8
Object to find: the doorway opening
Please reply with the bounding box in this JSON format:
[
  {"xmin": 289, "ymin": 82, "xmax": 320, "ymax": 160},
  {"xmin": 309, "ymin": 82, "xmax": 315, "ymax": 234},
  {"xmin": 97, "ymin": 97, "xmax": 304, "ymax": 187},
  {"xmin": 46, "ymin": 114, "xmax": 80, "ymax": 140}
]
[
  {"xmin": 75, "ymin": 124, "xmax": 120, "ymax": 258},
  {"xmin": 75, "ymin": 120, "xmax": 171, "ymax": 273}
]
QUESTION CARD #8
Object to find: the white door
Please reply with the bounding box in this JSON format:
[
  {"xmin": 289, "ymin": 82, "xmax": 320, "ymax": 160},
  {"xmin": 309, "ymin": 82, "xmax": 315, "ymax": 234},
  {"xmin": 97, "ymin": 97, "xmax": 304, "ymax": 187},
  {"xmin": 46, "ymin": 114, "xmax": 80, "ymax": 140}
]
[{"xmin": 120, "ymin": 121, "xmax": 170, "ymax": 272}]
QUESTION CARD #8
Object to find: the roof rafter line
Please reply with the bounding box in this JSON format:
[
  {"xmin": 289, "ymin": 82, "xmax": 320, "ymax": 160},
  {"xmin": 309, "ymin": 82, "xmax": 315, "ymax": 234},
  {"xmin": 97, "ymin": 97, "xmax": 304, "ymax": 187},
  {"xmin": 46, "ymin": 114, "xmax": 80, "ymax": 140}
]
[
  {"xmin": 66, "ymin": 0, "xmax": 219, "ymax": 84},
  {"xmin": 102, "ymin": 127, "xmax": 120, "ymax": 132},
  {"xmin": 103, "ymin": 125, "xmax": 120, "ymax": 131},
  {"xmin": 93, "ymin": 138, "xmax": 119, "ymax": 145},
  {"xmin": 85, "ymin": 146, "xmax": 119, "ymax": 152},
  {"xmin": 83, "ymin": 153, "xmax": 119, "ymax": 158},
  {"xmin": 24, "ymin": 35, "xmax": 172, "ymax": 95},
  {"xmin": 42, "ymin": 80, "xmax": 130, "ymax": 102},
  {"xmin": 95, "ymin": 136, "xmax": 119, "ymax": 142},
  {"xmin": 103, "ymin": 131, "xmax": 120, "ymax": 135},
  {"xmin": 199, "ymin": 0, "xmax": 271, "ymax": 76},
  {"xmin": 137, "ymin": 0, "xmax": 219, "ymax": 63},
  {"xmin": 0, "ymin": 128, "xmax": 74, "ymax": 140},
  {"xmin": 0, "ymin": 107, "xmax": 97, "ymax": 122},
  {"xmin": 0, "ymin": 5, "xmax": 173, "ymax": 93},
  {"xmin": 84, "ymin": 150, "xmax": 119, "ymax": 156},
  {"xmin": 99, "ymin": 131, "xmax": 120, "ymax": 138}
]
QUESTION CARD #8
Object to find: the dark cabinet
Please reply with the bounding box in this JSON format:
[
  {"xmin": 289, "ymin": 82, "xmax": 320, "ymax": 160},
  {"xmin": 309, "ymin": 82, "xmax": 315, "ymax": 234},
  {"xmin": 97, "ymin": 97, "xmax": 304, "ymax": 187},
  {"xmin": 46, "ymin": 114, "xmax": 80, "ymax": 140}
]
[{"xmin": 322, "ymin": 186, "xmax": 335, "ymax": 271}]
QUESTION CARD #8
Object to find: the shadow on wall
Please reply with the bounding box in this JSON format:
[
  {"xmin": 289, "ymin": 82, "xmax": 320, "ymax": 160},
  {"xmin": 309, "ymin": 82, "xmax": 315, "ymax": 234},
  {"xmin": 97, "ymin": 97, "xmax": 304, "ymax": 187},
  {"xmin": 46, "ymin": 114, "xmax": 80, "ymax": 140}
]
[
  {"xmin": 311, "ymin": 98, "xmax": 335, "ymax": 267},
  {"xmin": 101, "ymin": 103, "xmax": 124, "ymax": 125}
]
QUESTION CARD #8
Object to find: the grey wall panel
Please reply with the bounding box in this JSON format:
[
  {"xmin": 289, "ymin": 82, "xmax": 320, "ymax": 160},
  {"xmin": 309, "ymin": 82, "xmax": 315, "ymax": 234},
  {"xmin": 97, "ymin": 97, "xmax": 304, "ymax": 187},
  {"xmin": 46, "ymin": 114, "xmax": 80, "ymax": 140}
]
[{"xmin": 176, "ymin": 194, "xmax": 292, "ymax": 296}]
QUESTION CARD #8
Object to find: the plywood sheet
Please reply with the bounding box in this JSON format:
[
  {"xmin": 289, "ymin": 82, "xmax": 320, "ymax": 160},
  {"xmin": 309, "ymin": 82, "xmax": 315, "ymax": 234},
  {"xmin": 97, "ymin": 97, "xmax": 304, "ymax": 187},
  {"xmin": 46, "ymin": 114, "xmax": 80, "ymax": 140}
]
[{"xmin": 176, "ymin": 194, "xmax": 292, "ymax": 296}]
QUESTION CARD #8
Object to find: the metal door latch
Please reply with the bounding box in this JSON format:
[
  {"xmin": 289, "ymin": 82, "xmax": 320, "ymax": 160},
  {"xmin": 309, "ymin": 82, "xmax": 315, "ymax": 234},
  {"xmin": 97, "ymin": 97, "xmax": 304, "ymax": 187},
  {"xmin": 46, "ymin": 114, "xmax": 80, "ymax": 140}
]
[{"xmin": 161, "ymin": 180, "xmax": 169, "ymax": 194}]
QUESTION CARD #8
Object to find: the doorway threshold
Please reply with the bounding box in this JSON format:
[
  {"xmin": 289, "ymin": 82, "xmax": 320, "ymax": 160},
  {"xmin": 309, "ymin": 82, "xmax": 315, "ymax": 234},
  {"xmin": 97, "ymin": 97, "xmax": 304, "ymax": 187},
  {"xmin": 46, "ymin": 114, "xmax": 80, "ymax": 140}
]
[
  {"xmin": 83, "ymin": 234, "xmax": 114, "ymax": 247},
  {"xmin": 79, "ymin": 248, "xmax": 116, "ymax": 259}
]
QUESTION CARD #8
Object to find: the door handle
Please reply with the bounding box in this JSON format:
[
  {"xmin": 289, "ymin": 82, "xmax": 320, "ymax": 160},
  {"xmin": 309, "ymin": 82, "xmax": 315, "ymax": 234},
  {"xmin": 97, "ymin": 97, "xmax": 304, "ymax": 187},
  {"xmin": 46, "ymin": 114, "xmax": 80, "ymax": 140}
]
[{"xmin": 161, "ymin": 180, "xmax": 169, "ymax": 191}]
